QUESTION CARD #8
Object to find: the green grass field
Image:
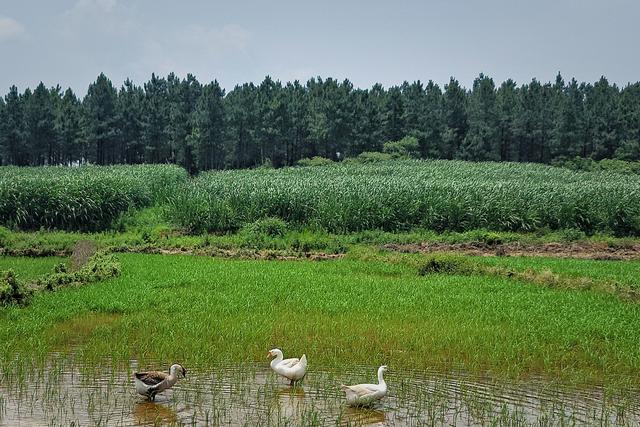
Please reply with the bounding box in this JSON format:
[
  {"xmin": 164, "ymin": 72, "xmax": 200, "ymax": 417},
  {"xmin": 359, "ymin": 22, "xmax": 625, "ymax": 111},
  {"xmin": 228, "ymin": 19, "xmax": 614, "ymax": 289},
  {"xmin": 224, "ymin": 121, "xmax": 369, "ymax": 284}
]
[
  {"xmin": 476, "ymin": 256, "xmax": 640, "ymax": 289},
  {"xmin": 2, "ymin": 253, "xmax": 640, "ymax": 385},
  {"xmin": 0, "ymin": 256, "xmax": 64, "ymax": 281}
]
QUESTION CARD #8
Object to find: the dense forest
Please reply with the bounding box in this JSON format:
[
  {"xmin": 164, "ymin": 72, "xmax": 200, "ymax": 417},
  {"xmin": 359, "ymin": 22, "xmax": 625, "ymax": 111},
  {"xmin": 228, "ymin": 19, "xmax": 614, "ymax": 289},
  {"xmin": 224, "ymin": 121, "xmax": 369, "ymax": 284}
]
[{"xmin": 0, "ymin": 73, "xmax": 639, "ymax": 172}]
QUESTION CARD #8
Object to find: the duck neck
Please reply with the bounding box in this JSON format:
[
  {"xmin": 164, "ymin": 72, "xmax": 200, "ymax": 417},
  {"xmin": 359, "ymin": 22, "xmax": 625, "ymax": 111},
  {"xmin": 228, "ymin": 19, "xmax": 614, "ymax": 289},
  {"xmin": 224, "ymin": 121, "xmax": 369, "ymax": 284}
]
[
  {"xmin": 167, "ymin": 373, "xmax": 178, "ymax": 385},
  {"xmin": 270, "ymin": 352, "xmax": 283, "ymax": 369},
  {"xmin": 377, "ymin": 368, "xmax": 386, "ymax": 386}
]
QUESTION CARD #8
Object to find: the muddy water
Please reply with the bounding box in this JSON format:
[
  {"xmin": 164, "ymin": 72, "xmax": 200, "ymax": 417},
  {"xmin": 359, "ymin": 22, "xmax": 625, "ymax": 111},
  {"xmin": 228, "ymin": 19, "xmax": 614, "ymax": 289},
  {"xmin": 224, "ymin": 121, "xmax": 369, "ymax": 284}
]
[{"xmin": 0, "ymin": 357, "xmax": 639, "ymax": 426}]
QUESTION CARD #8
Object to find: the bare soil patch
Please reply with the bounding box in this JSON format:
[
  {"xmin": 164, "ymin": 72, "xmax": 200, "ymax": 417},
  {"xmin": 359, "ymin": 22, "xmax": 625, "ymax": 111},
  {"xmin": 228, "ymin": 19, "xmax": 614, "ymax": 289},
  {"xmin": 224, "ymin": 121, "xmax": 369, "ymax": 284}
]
[{"xmin": 384, "ymin": 241, "xmax": 640, "ymax": 260}]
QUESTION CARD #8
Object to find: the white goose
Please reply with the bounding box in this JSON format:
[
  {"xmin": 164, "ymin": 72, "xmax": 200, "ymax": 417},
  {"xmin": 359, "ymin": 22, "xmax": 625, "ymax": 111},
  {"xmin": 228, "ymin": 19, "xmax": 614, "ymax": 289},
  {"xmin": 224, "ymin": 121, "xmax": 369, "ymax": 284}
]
[
  {"xmin": 341, "ymin": 365, "xmax": 388, "ymax": 406},
  {"xmin": 134, "ymin": 364, "xmax": 187, "ymax": 401},
  {"xmin": 268, "ymin": 348, "xmax": 307, "ymax": 385}
]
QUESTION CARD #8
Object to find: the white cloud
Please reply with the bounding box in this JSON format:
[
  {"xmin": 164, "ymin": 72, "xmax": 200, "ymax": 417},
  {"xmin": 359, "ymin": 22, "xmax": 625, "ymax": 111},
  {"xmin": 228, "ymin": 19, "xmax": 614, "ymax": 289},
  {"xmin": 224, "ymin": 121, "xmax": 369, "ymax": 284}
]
[{"xmin": 0, "ymin": 16, "xmax": 25, "ymax": 42}]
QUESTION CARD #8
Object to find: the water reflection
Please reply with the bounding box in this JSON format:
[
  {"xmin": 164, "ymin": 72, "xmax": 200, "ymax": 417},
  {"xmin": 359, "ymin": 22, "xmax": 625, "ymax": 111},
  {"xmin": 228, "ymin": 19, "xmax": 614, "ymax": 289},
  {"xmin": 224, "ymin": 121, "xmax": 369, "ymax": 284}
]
[
  {"xmin": 0, "ymin": 357, "xmax": 639, "ymax": 426},
  {"xmin": 133, "ymin": 401, "xmax": 178, "ymax": 425},
  {"xmin": 342, "ymin": 406, "xmax": 385, "ymax": 426}
]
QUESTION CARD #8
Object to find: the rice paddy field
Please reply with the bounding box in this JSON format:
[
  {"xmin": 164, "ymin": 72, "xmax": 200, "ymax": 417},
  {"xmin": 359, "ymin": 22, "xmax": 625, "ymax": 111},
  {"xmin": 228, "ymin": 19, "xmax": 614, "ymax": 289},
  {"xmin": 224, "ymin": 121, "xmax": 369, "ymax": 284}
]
[
  {"xmin": 0, "ymin": 253, "xmax": 640, "ymax": 425},
  {"xmin": 1, "ymin": 160, "xmax": 640, "ymax": 425}
]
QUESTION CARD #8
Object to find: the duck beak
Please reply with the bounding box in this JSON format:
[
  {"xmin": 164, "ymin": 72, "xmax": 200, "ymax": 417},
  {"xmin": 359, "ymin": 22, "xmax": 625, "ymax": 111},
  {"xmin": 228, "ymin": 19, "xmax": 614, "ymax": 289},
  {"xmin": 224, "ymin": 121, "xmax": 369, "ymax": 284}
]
[{"xmin": 267, "ymin": 351, "xmax": 272, "ymax": 358}]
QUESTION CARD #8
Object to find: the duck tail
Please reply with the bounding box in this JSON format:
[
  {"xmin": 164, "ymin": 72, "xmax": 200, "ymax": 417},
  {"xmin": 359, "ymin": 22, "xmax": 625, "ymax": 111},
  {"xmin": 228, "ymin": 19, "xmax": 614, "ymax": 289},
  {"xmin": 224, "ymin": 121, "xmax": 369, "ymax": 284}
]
[{"xmin": 299, "ymin": 354, "xmax": 307, "ymax": 367}]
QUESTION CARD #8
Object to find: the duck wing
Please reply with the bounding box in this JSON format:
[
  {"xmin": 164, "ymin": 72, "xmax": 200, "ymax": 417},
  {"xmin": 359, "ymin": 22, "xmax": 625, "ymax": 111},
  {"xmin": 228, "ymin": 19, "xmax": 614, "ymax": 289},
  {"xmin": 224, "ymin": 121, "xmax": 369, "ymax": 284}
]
[
  {"xmin": 277, "ymin": 357, "xmax": 300, "ymax": 368},
  {"xmin": 135, "ymin": 371, "xmax": 168, "ymax": 387},
  {"xmin": 341, "ymin": 383, "xmax": 379, "ymax": 399}
]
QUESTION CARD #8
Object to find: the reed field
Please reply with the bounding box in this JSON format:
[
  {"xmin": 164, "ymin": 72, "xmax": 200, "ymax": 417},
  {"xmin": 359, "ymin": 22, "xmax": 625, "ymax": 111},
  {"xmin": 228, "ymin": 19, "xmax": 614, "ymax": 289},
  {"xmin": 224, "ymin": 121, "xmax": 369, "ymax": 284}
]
[
  {"xmin": 0, "ymin": 164, "xmax": 187, "ymax": 231},
  {"xmin": 168, "ymin": 160, "xmax": 640, "ymax": 235}
]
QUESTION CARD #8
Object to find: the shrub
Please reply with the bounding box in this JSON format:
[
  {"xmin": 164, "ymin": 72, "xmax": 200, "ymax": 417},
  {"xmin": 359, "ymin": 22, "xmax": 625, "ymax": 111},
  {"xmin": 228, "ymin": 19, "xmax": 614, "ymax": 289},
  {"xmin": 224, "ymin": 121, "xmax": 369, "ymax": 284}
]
[
  {"xmin": 418, "ymin": 255, "xmax": 479, "ymax": 276},
  {"xmin": 383, "ymin": 136, "xmax": 420, "ymax": 159},
  {"xmin": 0, "ymin": 270, "xmax": 32, "ymax": 306},
  {"xmin": 36, "ymin": 253, "xmax": 121, "ymax": 291},
  {"xmin": 354, "ymin": 151, "xmax": 393, "ymax": 163},
  {"xmin": 296, "ymin": 156, "xmax": 334, "ymax": 167},
  {"xmin": 243, "ymin": 217, "xmax": 288, "ymax": 238},
  {"xmin": 559, "ymin": 228, "xmax": 587, "ymax": 242},
  {"xmin": 0, "ymin": 226, "xmax": 9, "ymax": 247}
]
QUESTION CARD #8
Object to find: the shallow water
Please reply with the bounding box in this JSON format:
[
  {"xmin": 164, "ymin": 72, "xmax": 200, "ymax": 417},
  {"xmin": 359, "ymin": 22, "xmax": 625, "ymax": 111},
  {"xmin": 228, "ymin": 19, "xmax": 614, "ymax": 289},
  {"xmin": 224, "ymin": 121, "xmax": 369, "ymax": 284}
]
[{"xmin": 0, "ymin": 356, "xmax": 639, "ymax": 426}]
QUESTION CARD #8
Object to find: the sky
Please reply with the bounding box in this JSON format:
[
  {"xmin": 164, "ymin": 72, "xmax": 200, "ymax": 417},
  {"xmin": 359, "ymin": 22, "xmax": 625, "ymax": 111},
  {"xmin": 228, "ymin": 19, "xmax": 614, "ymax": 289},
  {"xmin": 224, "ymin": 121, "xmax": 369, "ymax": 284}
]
[{"xmin": 0, "ymin": 0, "xmax": 639, "ymax": 94}]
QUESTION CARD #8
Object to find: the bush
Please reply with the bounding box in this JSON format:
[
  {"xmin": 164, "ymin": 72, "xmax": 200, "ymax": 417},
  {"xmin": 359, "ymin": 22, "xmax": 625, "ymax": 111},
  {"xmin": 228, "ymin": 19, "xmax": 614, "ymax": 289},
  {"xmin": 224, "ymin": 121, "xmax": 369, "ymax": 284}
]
[
  {"xmin": 383, "ymin": 136, "xmax": 420, "ymax": 159},
  {"xmin": 418, "ymin": 254, "xmax": 479, "ymax": 276},
  {"xmin": 36, "ymin": 253, "xmax": 121, "ymax": 291},
  {"xmin": 0, "ymin": 226, "xmax": 9, "ymax": 247},
  {"xmin": 467, "ymin": 229, "xmax": 505, "ymax": 246},
  {"xmin": 354, "ymin": 152, "xmax": 393, "ymax": 163},
  {"xmin": 0, "ymin": 270, "xmax": 32, "ymax": 306},
  {"xmin": 559, "ymin": 228, "xmax": 587, "ymax": 242},
  {"xmin": 242, "ymin": 217, "xmax": 288, "ymax": 238},
  {"xmin": 296, "ymin": 156, "xmax": 334, "ymax": 167}
]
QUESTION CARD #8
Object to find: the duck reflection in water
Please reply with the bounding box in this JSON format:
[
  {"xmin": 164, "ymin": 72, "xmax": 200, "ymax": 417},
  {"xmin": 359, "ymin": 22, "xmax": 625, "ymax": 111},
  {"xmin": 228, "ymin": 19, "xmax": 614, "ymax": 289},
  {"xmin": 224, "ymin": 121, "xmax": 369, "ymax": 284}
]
[{"xmin": 133, "ymin": 401, "xmax": 178, "ymax": 425}]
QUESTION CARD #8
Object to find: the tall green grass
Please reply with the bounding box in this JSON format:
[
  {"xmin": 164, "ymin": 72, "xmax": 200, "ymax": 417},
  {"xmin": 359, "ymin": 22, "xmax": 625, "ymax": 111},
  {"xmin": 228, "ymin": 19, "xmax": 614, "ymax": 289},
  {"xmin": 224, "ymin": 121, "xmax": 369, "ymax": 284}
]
[
  {"xmin": 168, "ymin": 160, "xmax": 640, "ymax": 235},
  {"xmin": 0, "ymin": 165, "xmax": 187, "ymax": 231}
]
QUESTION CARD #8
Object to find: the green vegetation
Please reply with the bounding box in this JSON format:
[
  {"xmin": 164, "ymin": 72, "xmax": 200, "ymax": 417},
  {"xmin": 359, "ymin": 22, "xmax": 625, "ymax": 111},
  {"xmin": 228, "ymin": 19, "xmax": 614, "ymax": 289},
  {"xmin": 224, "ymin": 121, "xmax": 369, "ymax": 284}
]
[
  {"xmin": 554, "ymin": 157, "xmax": 640, "ymax": 175},
  {"xmin": 476, "ymin": 256, "xmax": 640, "ymax": 291},
  {"xmin": 169, "ymin": 160, "xmax": 640, "ymax": 235},
  {"xmin": 1, "ymin": 253, "xmax": 640, "ymax": 385},
  {"xmin": 0, "ymin": 270, "xmax": 32, "ymax": 306},
  {"xmin": 0, "ymin": 253, "xmax": 120, "ymax": 306},
  {"xmin": 0, "ymin": 256, "xmax": 64, "ymax": 280},
  {"xmin": 33, "ymin": 252, "xmax": 121, "ymax": 291},
  {"xmin": 0, "ymin": 164, "xmax": 186, "ymax": 231},
  {"xmin": 2, "ymin": 73, "xmax": 639, "ymax": 172}
]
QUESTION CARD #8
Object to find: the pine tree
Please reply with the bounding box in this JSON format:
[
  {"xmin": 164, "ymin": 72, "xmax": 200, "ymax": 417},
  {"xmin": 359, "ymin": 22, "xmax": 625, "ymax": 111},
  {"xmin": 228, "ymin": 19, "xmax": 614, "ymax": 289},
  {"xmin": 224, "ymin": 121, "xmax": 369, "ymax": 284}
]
[
  {"xmin": 422, "ymin": 80, "xmax": 445, "ymax": 158},
  {"xmin": 286, "ymin": 80, "xmax": 310, "ymax": 163},
  {"xmin": 616, "ymin": 82, "xmax": 640, "ymax": 160},
  {"xmin": 551, "ymin": 77, "xmax": 584, "ymax": 159},
  {"xmin": 401, "ymin": 81, "xmax": 430, "ymax": 156},
  {"xmin": 585, "ymin": 77, "xmax": 621, "ymax": 159},
  {"xmin": 56, "ymin": 88, "xmax": 84, "ymax": 165},
  {"xmin": 226, "ymin": 82, "xmax": 259, "ymax": 168},
  {"xmin": 167, "ymin": 74, "xmax": 202, "ymax": 173},
  {"xmin": 461, "ymin": 74, "xmax": 499, "ymax": 160},
  {"xmin": 116, "ymin": 79, "xmax": 145, "ymax": 164},
  {"xmin": 383, "ymin": 86, "xmax": 405, "ymax": 143},
  {"xmin": 0, "ymin": 86, "xmax": 28, "ymax": 165},
  {"xmin": 142, "ymin": 73, "xmax": 170, "ymax": 163},
  {"xmin": 83, "ymin": 73, "xmax": 118, "ymax": 165},
  {"xmin": 443, "ymin": 78, "xmax": 468, "ymax": 159},
  {"xmin": 192, "ymin": 80, "xmax": 226, "ymax": 171},
  {"xmin": 496, "ymin": 79, "xmax": 519, "ymax": 161},
  {"xmin": 25, "ymin": 82, "xmax": 58, "ymax": 165}
]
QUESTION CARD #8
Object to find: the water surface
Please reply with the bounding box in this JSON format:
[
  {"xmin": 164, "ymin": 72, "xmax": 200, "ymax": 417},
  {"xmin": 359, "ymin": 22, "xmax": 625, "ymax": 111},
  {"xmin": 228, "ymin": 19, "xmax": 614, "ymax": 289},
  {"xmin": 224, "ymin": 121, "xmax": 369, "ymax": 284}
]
[{"xmin": 1, "ymin": 356, "xmax": 638, "ymax": 426}]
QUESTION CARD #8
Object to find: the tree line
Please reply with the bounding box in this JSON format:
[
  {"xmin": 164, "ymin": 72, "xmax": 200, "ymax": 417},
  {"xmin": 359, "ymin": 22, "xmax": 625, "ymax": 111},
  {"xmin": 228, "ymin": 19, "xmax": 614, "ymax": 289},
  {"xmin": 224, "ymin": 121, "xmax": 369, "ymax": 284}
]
[{"xmin": 1, "ymin": 72, "xmax": 639, "ymax": 173}]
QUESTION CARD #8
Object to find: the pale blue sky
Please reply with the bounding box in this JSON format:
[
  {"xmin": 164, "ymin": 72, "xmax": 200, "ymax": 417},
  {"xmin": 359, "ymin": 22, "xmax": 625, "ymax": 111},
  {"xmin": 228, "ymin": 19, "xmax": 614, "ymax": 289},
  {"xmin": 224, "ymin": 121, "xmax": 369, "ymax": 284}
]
[{"xmin": 0, "ymin": 0, "xmax": 638, "ymax": 93}]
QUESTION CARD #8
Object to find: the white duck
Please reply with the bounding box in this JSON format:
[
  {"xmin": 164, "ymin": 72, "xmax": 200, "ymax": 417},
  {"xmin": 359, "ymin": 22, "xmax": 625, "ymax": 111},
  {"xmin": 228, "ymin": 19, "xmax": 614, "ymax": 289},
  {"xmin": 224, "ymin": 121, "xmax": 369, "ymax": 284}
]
[
  {"xmin": 268, "ymin": 348, "xmax": 307, "ymax": 385},
  {"xmin": 134, "ymin": 364, "xmax": 187, "ymax": 401},
  {"xmin": 341, "ymin": 365, "xmax": 388, "ymax": 406}
]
